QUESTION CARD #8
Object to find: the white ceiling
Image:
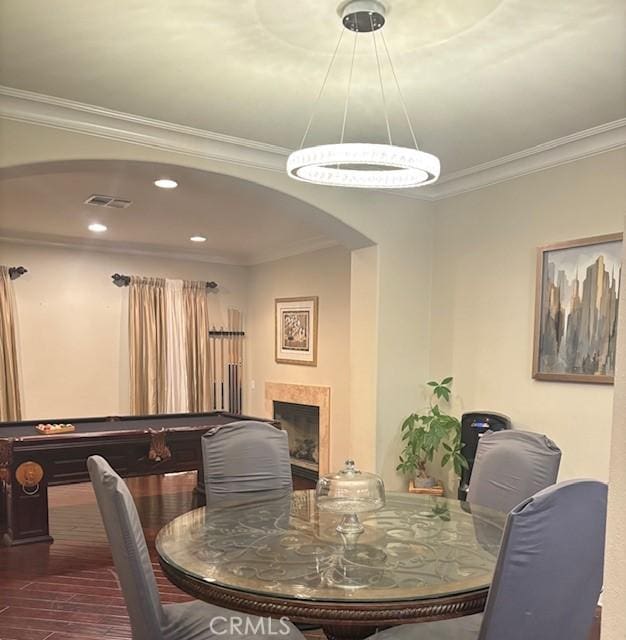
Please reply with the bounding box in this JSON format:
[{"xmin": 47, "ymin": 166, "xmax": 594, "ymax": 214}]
[
  {"xmin": 0, "ymin": 0, "xmax": 624, "ymax": 174},
  {"xmin": 0, "ymin": 161, "xmax": 360, "ymax": 265}
]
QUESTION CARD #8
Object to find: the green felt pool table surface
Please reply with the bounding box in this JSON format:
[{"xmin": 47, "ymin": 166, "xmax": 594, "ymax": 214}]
[{"xmin": 0, "ymin": 411, "xmax": 245, "ymax": 439}]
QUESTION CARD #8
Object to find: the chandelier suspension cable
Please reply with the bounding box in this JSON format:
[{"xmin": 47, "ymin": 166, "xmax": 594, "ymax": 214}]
[
  {"xmin": 370, "ymin": 13, "xmax": 392, "ymax": 146},
  {"xmin": 339, "ymin": 30, "xmax": 359, "ymax": 146},
  {"xmin": 299, "ymin": 29, "xmax": 346, "ymax": 150},
  {"xmin": 379, "ymin": 30, "xmax": 419, "ymax": 151},
  {"xmin": 286, "ymin": 0, "xmax": 441, "ymax": 189}
]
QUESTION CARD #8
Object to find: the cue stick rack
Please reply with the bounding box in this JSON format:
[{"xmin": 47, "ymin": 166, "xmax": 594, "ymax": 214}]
[{"xmin": 209, "ymin": 309, "xmax": 244, "ymax": 414}]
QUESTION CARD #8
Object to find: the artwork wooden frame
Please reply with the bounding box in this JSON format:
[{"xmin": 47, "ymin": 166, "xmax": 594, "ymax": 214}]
[
  {"xmin": 275, "ymin": 297, "xmax": 318, "ymax": 366},
  {"xmin": 533, "ymin": 232, "xmax": 622, "ymax": 384}
]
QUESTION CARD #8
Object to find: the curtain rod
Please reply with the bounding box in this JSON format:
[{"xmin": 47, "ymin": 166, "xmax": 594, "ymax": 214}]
[
  {"xmin": 111, "ymin": 273, "xmax": 218, "ymax": 289},
  {"xmin": 9, "ymin": 266, "xmax": 28, "ymax": 280}
]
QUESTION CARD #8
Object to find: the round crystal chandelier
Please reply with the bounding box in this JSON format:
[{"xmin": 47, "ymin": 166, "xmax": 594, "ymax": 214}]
[{"xmin": 287, "ymin": 0, "xmax": 440, "ymax": 189}]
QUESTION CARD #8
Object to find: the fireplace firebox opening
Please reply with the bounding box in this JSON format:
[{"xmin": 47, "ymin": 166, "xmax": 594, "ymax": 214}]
[{"xmin": 273, "ymin": 400, "xmax": 319, "ymax": 477}]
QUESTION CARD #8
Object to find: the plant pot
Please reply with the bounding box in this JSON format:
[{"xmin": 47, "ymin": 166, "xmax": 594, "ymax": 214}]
[
  {"xmin": 408, "ymin": 480, "xmax": 444, "ymax": 496},
  {"xmin": 413, "ymin": 474, "xmax": 437, "ymax": 488}
]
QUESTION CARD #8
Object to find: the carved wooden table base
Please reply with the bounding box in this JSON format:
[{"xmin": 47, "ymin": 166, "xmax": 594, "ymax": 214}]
[{"xmin": 159, "ymin": 560, "xmax": 488, "ymax": 640}]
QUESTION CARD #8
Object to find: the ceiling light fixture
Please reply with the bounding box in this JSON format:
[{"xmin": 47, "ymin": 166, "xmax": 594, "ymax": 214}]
[
  {"xmin": 287, "ymin": 0, "xmax": 440, "ymax": 189},
  {"xmin": 88, "ymin": 223, "xmax": 107, "ymax": 233},
  {"xmin": 190, "ymin": 235, "xmax": 207, "ymax": 243},
  {"xmin": 154, "ymin": 178, "xmax": 178, "ymax": 189}
]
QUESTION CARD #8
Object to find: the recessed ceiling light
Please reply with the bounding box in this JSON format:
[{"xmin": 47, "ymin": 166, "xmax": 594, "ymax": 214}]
[
  {"xmin": 190, "ymin": 235, "xmax": 207, "ymax": 243},
  {"xmin": 154, "ymin": 178, "xmax": 178, "ymax": 189},
  {"xmin": 88, "ymin": 223, "xmax": 107, "ymax": 233}
]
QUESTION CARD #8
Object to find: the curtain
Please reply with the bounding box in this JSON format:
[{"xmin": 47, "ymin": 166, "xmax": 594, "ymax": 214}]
[
  {"xmin": 184, "ymin": 281, "xmax": 213, "ymax": 412},
  {"xmin": 129, "ymin": 277, "xmax": 166, "ymax": 415},
  {"xmin": 164, "ymin": 279, "xmax": 189, "ymax": 413},
  {"xmin": 0, "ymin": 266, "xmax": 22, "ymax": 421},
  {"xmin": 129, "ymin": 277, "xmax": 213, "ymax": 415}
]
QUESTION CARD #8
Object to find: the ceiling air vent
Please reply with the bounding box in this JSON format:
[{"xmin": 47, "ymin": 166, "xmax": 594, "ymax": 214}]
[
  {"xmin": 108, "ymin": 199, "xmax": 132, "ymax": 209},
  {"xmin": 85, "ymin": 194, "xmax": 113, "ymax": 207},
  {"xmin": 84, "ymin": 195, "xmax": 133, "ymax": 208}
]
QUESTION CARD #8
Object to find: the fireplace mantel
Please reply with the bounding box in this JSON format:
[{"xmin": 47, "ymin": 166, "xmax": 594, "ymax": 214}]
[{"xmin": 265, "ymin": 382, "xmax": 330, "ymax": 475}]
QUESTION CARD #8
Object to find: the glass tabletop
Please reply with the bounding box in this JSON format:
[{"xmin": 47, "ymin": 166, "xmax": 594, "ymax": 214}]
[{"xmin": 156, "ymin": 490, "xmax": 506, "ymax": 603}]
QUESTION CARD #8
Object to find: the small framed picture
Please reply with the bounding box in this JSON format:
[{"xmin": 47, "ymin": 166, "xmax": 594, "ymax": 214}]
[
  {"xmin": 275, "ymin": 297, "xmax": 318, "ymax": 366},
  {"xmin": 533, "ymin": 232, "xmax": 622, "ymax": 384}
]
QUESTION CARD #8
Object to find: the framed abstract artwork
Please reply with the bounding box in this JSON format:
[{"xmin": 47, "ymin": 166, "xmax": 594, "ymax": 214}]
[
  {"xmin": 275, "ymin": 297, "xmax": 318, "ymax": 366},
  {"xmin": 533, "ymin": 233, "xmax": 622, "ymax": 384}
]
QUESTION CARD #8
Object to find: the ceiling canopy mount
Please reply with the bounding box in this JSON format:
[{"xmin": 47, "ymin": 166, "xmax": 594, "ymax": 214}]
[{"xmin": 341, "ymin": 0, "xmax": 386, "ymax": 33}]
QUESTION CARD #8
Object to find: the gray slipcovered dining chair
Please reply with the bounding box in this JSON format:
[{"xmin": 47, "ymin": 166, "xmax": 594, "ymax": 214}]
[
  {"xmin": 201, "ymin": 420, "xmax": 292, "ymax": 501},
  {"xmin": 467, "ymin": 429, "xmax": 561, "ymax": 513},
  {"xmin": 368, "ymin": 479, "xmax": 607, "ymax": 640},
  {"xmin": 87, "ymin": 455, "xmax": 305, "ymax": 640}
]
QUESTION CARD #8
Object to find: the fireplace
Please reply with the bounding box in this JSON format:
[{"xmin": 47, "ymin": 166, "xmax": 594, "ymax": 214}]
[
  {"xmin": 273, "ymin": 401, "xmax": 319, "ymax": 474},
  {"xmin": 265, "ymin": 382, "xmax": 330, "ymax": 480}
]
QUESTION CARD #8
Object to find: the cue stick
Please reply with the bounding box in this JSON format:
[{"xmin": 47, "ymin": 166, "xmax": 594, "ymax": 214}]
[
  {"xmin": 232, "ymin": 309, "xmax": 236, "ymax": 412},
  {"xmin": 233, "ymin": 311, "xmax": 238, "ymax": 412},
  {"xmin": 220, "ymin": 325, "xmax": 225, "ymax": 411},
  {"xmin": 237, "ymin": 310, "xmax": 243, "ymax": 413},
  {"xmin": 232, "ymin": 309, "xmax": 237, "ymax": 413},
  {"xmin": 230, "ymin": 309, "xmax": 237, "ymax": 413},
  {"xmin": 239, "ymin": 310, "xmax": 243, "ymax": 413},
  {"xmin": 228, "ymin": 309, "xmax": 233, "ymax": 412},
  {"xmin": 211, "ymin": 325, "xmax": 217, "ymax": 410}
]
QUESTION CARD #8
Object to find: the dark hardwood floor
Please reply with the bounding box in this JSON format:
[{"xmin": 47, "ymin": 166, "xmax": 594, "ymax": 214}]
[
  {"xmin": 0, "ymin": 474, "xmax": 600, "ymax": 640},
  {"xmin": 0, "ymin": 473, "xmax": 198, "ymax": 640}
]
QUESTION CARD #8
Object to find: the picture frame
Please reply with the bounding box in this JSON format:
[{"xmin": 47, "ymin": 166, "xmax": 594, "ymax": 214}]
[
  {"xmin": 533, "ymin": 232, "xmax": 622, "ymax": 384},
  {"xmin": 275, "ymin": 297, "xmax": 318, "ymax": 366}
]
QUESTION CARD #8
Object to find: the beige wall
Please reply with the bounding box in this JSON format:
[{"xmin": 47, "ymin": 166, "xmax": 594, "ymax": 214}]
[
  {"xmin": 0, "ymin": 239, "xmax": 247, "ymax": 419},
  {"xmin": 349, "ymin": 246, "xmax": 379, "ymax": 472},
  {"xmin": 430, "ymin": 149, "xmax": 626, "ymax": 482},
  {"xmin": 245, "ymin": 245, "xmax": 352, "ymax": 471}
]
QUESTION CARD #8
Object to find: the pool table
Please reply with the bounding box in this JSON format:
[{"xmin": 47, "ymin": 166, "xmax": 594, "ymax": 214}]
[{"xmin": 0, "ymin": 411, "xmax": 275, "ymax": 546}]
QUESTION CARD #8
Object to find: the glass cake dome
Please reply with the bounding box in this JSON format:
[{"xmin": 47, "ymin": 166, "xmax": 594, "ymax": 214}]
[{"xmin": 316, "ymin": 459, "xmax": 385, "ymax": 533}]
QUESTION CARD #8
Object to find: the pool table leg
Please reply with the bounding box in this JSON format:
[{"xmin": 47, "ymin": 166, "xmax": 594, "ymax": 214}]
[
  {"xmin": 1, "ymin": 457, "xmax": 53, "ymax": 546},
  {"xmin": 0, "ymin": 480, "xmax": 7, "ymax": 539},
  {"xmin": 0, "ymin": 439, "xmax": 10, "ymax": 538}
]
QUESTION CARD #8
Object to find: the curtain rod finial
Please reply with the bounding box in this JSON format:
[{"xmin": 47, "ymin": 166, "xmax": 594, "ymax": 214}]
[
  {"xmin": 9, "ymin": 266, "xmax": 28, "ymax": 280},
  {"xmin": 111, "ymin": 273, "xmax": 131, "ymax": 287}
]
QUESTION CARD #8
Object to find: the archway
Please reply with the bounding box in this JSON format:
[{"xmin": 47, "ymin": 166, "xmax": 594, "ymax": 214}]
[{"xmin": 0, "ymin": 157, "xmax": 379, "ymax": 473}]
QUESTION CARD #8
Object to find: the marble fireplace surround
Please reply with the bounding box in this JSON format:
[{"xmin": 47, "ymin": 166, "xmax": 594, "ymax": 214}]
[{"xmin": 265, "ymin": 382, "xmax": 330, "ymax": 476}]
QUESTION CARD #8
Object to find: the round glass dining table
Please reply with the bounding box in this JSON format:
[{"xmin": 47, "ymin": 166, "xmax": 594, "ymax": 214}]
[{"xmin": 156, "ymin": 490, "xmax": 506, "ymax": 640}]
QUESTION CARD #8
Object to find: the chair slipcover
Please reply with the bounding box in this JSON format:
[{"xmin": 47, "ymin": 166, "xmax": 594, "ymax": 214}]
[
  {"xmin": 87, "ymin": 455, "xmax": 304, "ymax": 640},
  {"xmin": 368, "ymin": 479, "xmax": 608, "ymax": 640},
  {"xmin": 467, "ymin": 429, "xmax": 561, "ymax": 513},
  {"xmin": 88, "ymin": 455, "xmax": 163, "ymax": 640},
  {"xmin": 202, "ymin": 420, "xmax": 292, "ymax": 500}
]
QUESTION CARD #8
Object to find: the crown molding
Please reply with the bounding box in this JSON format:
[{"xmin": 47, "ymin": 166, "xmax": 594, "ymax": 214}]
[
  {"xmin": 0, "ymin": 86, "xmax": 289, "ymax": 173},
  {"xmin": 0, "ymin": 228, "xmax": 337, "ymax": 267},
  {"xmin": 1, "ymin": 86, "xmax": 625, "ymax": 201},
  {"xmin": 0, "ymin": 229, "xmax": 245, "ymax": 265},
  {"xmin": 421, "ymin": 119, "xmax": 626, "ymax": 200},
  {"xmin": 250, "ymin": 236, "xmax": 339, "ymax": 265}
]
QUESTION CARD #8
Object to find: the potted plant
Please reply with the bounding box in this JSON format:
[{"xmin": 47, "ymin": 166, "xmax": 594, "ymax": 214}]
[{"xmin": 396, "ymin": 377, "xmax": 468, "ymax": 489}]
